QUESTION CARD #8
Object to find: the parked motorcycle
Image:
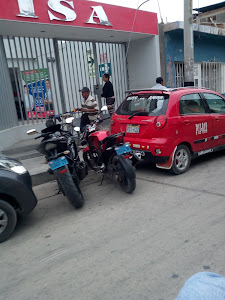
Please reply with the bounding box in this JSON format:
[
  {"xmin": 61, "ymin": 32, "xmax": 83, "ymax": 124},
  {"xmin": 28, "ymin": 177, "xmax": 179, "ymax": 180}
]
[
  {"xmin": 77, "ymin": 106, "xmax": 138, "ymax": 193},
  {"xmin": 27, "ymin": 113, "xmax": 88, "ymax": 209}
]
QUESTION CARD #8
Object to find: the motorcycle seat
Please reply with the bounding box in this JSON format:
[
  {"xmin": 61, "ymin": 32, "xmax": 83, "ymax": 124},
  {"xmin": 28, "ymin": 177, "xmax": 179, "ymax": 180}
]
[
  {"xmin": 42, "ymin": 124, "xmax": 61, "ymax": 134},
  {"xmin": 98, "ymin": 134, "xmax": 117, "ymax": 147},
  {"xmin": 98, "ymin": 132, "xmax": 125, "ymax": 147}
]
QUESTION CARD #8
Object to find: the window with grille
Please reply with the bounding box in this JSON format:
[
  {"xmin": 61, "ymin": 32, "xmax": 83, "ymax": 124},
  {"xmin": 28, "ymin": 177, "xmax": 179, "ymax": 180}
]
[
  {"xmin": 201, "ymin": 61, "xmax": 222, "ymax": 93},
  {"xmin": 175, "ymin": 62, "xmax": 184, "ymax": 88}
]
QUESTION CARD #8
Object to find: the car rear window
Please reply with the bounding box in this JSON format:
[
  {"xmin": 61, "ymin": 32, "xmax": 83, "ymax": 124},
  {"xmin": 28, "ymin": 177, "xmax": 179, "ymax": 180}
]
[{"xmin": 116, "ymin": 94, "xmax": 169, "ymax": 116}]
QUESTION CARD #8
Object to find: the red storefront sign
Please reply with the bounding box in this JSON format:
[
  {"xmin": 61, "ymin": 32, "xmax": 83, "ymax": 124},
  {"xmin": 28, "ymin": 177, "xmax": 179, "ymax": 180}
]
[{"xmin": 0, "ymin": 0, "xmax": 158, "ymax": 35}]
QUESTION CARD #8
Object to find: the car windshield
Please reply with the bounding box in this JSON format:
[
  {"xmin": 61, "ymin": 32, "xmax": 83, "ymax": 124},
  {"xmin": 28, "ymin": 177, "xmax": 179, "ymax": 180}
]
[{"xmin": 117, "ymin": 93, "xmax": 170, "ymax": 116}]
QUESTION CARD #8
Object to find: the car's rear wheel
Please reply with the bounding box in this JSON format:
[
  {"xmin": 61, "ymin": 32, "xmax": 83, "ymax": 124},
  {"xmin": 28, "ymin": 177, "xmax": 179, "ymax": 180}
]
[
  {"xmin": 170, "ymin": 145, "xmax": 191, "ymax": 175},
  {"xmin": 0, "ymin": 200, "xmax": 17, "ymax": 243}
]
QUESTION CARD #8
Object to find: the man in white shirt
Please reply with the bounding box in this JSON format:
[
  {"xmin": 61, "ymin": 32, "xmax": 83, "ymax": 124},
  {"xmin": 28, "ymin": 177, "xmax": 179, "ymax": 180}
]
[
  {"xmin": 76, "ymin": 87, "xmax": 99, "ymax": 132},
  {"xmin": 151, "ymin": 77, "xmax": 168, "ymax": 90}
]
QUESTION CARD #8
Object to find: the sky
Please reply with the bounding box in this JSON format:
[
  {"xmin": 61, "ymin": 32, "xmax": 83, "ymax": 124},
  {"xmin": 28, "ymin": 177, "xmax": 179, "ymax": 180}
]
[{"xmin": 87, "ymin": 0, "xmax": 223, "ymax": 23}]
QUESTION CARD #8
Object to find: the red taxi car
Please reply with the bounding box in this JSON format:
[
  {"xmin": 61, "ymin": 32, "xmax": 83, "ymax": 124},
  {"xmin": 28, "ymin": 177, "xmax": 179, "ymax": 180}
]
[{"xmin": 110, "ymin": 87, "xmax": 225, "ymax": 174}]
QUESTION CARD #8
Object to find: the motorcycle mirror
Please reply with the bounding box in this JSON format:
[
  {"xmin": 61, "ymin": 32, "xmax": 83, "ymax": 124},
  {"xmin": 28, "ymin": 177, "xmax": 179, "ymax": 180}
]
[
  {"xmin": 101, "ymin": 105, "xmax": 107, "ymax": 112},
  {"xmin": 66, "ymin": 117, "xmax": 74, "ymax": 124},
  {"xmin": 74, "ymin": 127, "xmax": 80, "ymax": 132},
  {"xmin": 27, "ymin": 129, "xmax": 38, "ymax": 135}
]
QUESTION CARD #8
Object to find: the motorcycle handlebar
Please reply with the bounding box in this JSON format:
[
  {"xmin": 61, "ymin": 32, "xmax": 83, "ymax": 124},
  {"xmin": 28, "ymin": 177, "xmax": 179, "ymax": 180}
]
[
  {"xmin": 95, "ymin": 116, "xmax": 111, "ymax": 124},
  {"xmin": 55, "ymin": 111, "xmax": 75, "ymax": 119},
  {"xmin": 34, "ymin": 133, "xmax": 48, "ymax": 139},
  {"xmin": 102, "ymin": 116, "xmax": 111, "ymax": 121}
]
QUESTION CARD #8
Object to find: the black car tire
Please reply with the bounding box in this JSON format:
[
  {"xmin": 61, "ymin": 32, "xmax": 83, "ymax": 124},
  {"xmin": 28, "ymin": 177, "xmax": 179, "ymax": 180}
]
[
  {"xmin": 0, "ymin": 200, "xmax": 17, "ymax": 243},
  {"xmin": 170, "ymin": 144, "xmax": 191, "ymax": 175},
  {"xmin": 58, "ymin": 169, "xmax": 84, "ymax": 209}
]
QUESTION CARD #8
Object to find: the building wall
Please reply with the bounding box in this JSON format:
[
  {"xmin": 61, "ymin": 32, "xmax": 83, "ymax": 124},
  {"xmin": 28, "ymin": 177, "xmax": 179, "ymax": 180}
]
[
  {"xmin": 127, "ymin": 36, "xmax": 161, "ymax": 90},
  {"xmin": 197, "ymin": 10, "xmax": 225, "ymax": 23},
  {"xmin": 0, "ymin": 37, "xmax": 18, "ymax": 131},
  {"xmin": 164, "ymin": 29, "xmax": 225, "ymax": 88},
  {"xmin": 217, "ymin": 11, "xmax": 225, "ymax": 23}
]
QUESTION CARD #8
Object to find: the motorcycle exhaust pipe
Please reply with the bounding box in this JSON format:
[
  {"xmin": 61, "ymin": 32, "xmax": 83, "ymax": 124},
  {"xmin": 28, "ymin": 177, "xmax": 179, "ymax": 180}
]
[{"xmin": 129, "ymin": 153, "xmax": 141, "ymax": 166}]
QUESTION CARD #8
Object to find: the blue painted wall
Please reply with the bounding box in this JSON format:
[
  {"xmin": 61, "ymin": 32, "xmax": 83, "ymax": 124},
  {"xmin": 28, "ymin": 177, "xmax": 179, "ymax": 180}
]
[{"xmin": 165, "ymin": 29, "xmax": 225, "ymax": 87}]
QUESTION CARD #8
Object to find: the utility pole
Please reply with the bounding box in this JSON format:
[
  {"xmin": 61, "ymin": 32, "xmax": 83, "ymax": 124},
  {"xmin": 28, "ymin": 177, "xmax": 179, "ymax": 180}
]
[{"xmin": 184, "ymin": 0, "xmax": 194, "ymax": 86}]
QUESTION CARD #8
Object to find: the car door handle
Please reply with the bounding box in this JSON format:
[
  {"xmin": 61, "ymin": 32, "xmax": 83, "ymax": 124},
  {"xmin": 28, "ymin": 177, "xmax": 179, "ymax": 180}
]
[{"xmin": 185, "ymin": 122, "xmax": 190, "ymax": 125}]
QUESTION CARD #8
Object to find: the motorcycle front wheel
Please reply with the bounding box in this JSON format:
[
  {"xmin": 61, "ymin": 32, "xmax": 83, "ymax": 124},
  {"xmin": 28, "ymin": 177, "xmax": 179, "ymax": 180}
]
[{"xmin": 58, "ymin": 167, "xmax": 84, "ymax": 209}]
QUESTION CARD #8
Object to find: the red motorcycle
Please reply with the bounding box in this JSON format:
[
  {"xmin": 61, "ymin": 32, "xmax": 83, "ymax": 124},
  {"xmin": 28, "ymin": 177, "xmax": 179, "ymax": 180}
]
[{"xmin": 78, "ymin": 107, "xmax": 138, "ymax": 193}]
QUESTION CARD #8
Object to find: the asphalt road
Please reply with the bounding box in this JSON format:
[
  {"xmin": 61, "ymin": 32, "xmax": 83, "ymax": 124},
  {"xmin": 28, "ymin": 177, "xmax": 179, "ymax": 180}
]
[{"xmin": 1, "ymin": 150, "xmax": 225, "ymax": 300}]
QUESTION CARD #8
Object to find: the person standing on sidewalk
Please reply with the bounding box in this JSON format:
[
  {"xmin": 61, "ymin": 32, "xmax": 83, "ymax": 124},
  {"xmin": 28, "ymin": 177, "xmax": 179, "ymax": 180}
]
[
  {"xmin": 151, "ymin": 77, "xmax": 168, "ymax": 90},
  {"xmin": 101, "ymin": 73, "xmax": 115, "ymax": 117}
]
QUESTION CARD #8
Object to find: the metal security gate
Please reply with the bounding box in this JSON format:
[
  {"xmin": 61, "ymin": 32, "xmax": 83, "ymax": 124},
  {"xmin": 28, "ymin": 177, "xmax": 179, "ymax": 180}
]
[
  {"xmin": 57, "ymin": 40, "xmax": 128, "ymax": 113},
  {"xmin": 201, "ymin": 60, "xmax": 222, "ymax": 93},
  {"xmin": 3, "ymin": 36, "xmax": 60, "ymax": 125},
  {"xmin": 2, "ymin": 36, "xmax": 128, "ymax": 129},
  {"xmin": 175, "ymin": 60, "xmax": 224, "ymax": 94},
  {"xmin": 175, "ymin": 62, "xmax": 184, "ymax": 87}
]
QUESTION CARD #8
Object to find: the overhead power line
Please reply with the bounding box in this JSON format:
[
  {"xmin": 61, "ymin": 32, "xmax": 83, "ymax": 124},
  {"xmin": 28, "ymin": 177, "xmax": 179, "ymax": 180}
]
[
  {"xmin": 125, "ymin": 0, "xmax": 163, "ymax": 59},
  {"xmin": 125, "ymin": 0, "xmax": 152, "ymax": 59}
]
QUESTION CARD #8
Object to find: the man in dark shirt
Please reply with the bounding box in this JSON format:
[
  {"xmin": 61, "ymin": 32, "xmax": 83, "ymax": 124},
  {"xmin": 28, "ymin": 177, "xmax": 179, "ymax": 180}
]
[{"xmin": 101, "ymin": 73, "xmax": 115, "ymax": 116}]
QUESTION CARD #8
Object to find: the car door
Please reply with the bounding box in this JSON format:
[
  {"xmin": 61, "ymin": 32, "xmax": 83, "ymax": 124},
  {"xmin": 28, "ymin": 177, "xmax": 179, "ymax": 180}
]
[
  {"xmin": 202, "ymin": 92, "xmax": 225, "ymax": 148},
  {"xmin": 179, "ymin": 93, "xmax": 213, "ymax": 152}
]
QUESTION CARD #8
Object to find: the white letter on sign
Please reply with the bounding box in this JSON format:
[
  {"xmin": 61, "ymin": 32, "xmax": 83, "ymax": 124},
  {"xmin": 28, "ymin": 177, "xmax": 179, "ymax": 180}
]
[
  {"xmin": 48, "ymin": 0, "xmax": 76, "ymax": 22},
  {"xmin": 86, "ymin": 6, "xmax": 112, "ymax": 26},
  {"xmin": 17, "ymin": 0, "xmax": 38, "ymax": 18}
]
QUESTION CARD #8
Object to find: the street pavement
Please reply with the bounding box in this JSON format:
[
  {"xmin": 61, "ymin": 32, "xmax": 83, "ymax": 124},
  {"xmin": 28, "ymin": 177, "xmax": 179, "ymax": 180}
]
[{"xmin": 1, "ymin": 150, "xmax": 225, "ymax": 300}]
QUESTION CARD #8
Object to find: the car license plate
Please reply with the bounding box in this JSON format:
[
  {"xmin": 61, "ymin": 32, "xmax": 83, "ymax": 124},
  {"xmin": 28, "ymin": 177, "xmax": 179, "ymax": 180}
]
[
  {"xmin": 115, "ymin": 144, "xmax": 132, "ymax": 155},
  {"xmin": 126, "ymin": 124, "xmax": 140, "ymax": 134},
  {"xmin": 48, "ymin": 156, "xmax": 68, "ymax": 170}
]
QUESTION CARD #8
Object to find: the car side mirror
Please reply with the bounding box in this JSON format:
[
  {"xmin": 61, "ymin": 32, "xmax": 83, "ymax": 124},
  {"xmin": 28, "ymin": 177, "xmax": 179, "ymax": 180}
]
[
  {"xmin": 66, "ymin": 117, "xmax": 74, "ymax": 124},
  {"xmin": 101, "ymin": 105, "xmax": 107, "ymax": 112},
  {"xmin": 27, "ymin": 129, "xmax": 38, "ymax": 135},
  {"xmin": 74, "ymin": 127, "xmax": 80, "ymax": 132}
]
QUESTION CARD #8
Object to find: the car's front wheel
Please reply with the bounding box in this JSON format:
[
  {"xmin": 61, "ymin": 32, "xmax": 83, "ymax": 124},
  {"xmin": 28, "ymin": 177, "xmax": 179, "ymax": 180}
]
[
  {"xmin": 0, "ymin": 200, "xmax": 17, "ymax": 243},
  {"xmin": 170, "ymin": 145, "xmax": 191, "ymax": 175}
]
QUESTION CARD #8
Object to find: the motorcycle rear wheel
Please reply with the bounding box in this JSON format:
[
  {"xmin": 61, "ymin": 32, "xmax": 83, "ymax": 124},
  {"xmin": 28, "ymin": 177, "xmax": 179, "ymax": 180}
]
[
  {"xmin": 58, "ymin": 167, "xmax": 84, "ymax": 209},
  {"xmin": 112, "ymin": 156, "xmax": 136, "ymax": 194},
  {"xmin": 119, "ymin": 170, "xmax": 136, "ymax": 193}
]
